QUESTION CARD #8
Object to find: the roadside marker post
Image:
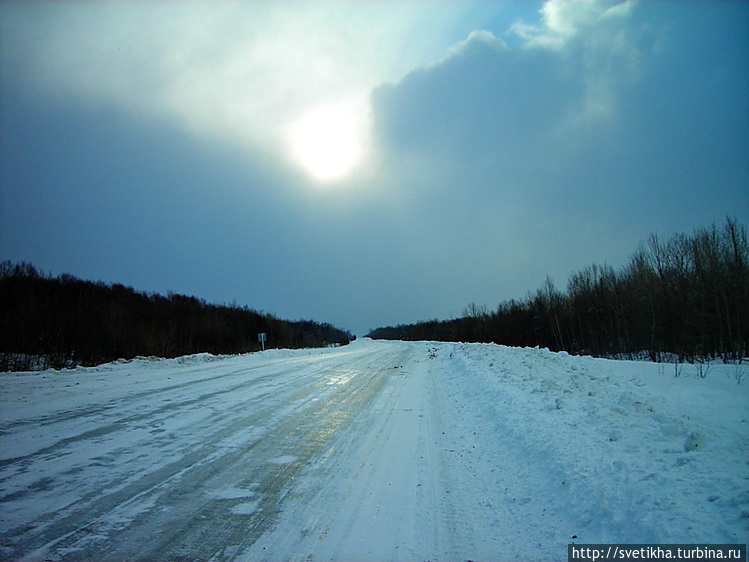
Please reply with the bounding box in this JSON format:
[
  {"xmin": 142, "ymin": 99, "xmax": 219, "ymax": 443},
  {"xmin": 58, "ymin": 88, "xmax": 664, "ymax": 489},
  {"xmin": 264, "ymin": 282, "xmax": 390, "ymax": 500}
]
[{"xmin": 258, "ymin": 332, "xmax": 267, "ymax": 351}]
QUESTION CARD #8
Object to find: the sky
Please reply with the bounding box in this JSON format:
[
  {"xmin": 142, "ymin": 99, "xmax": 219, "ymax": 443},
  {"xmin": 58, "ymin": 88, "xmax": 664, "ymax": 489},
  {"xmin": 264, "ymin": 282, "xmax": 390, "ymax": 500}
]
[{"xmin": 1, "ymin": 1, "xmax": 748, "ymax": 337}]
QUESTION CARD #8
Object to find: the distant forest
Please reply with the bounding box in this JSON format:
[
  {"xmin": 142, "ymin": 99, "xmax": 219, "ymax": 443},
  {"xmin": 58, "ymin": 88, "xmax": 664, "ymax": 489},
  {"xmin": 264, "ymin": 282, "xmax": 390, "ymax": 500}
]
[
  {"xmin": 0, "ymin": 263, "xmax": 352, "ymax": 371},
  {"xmin": 368, "ymin": 218, "xmax": 748, "ymax": 363}
]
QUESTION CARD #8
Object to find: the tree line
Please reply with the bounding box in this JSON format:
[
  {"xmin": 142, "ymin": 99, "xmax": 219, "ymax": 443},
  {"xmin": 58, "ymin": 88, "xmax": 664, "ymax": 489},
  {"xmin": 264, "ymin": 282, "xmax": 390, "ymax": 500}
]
[
  {"xmin": 368, "ymin": 218, "xmax": 748, "ymax": 363},
  {"xmin": 0, "ymin": 262, "xmax": 352, "ymax": 371}
]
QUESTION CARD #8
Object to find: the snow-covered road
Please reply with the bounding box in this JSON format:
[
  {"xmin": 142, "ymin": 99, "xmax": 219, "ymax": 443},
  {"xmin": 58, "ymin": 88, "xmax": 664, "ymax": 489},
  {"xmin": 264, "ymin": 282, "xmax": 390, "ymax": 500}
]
[{"xmin": 1, "ymin": 339, "xmax": 747, "ymax": 560}]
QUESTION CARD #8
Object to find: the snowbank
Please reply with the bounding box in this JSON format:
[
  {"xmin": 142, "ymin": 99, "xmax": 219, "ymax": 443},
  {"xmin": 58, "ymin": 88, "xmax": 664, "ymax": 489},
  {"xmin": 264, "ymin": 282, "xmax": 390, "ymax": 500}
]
[{"xmin": 419, "ymin": 341, "xmax": 749, "ymax": 546}]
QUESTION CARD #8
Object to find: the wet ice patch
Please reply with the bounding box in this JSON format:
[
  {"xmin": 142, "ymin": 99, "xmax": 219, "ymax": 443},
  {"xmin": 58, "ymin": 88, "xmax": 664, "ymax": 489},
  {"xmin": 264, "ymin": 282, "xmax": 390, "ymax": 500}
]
[
  {"xmin": 268, "ymin": 455, "xmax": 297, "ymax": 465},
  {"xmin": 326, "ymin": 372, "xmax": 355, "ymax": 386},
  {"xmin": 208, "ymin": 486, "xmax": 256, "ymax": 500},
  {"xmin": 230, "ymin": 500, "xmax": 260, "ymax": 515}
]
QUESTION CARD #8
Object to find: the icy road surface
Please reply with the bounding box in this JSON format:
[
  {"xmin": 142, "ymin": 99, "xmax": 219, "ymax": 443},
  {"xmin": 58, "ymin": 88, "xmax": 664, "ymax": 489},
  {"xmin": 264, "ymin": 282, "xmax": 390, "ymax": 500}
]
[{"xmin": 1, "ymin": 339, "xmax": 747, "ymax": 560}]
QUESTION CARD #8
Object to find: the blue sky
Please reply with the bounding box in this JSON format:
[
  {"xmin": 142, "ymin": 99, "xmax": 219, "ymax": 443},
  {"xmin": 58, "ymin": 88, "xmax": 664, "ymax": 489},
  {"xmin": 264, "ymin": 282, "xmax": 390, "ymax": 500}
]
[{"xmin": 2, "ymin": 1, "xmax": 748, "ymax": 336}]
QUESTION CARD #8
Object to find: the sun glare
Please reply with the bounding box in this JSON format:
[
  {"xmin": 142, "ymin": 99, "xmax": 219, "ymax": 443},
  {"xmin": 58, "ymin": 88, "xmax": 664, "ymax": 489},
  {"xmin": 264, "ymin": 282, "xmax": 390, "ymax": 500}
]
[{"xmin": 288, "ymin": 99, "xmax": 370, "ymax": 184}]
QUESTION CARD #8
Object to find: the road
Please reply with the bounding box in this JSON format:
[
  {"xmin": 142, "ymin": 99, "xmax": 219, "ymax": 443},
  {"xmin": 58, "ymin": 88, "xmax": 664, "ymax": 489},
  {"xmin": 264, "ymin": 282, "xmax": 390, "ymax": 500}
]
[{"xmin": 0, "ymin": 341, "xmax": 419, "ymax": 560}]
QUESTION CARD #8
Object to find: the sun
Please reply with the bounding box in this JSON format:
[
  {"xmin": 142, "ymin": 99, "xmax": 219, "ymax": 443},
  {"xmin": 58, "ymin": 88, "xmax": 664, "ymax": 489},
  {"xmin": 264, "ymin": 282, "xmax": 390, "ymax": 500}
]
[{"xmin": 288, "ymin": 99, "xmax": 370, "ymax": 184}]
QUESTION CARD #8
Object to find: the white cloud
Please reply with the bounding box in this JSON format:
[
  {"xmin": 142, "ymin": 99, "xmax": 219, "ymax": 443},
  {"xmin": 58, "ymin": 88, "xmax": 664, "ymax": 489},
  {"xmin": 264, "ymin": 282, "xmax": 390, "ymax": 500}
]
[
  {"xmin": 511, "ymin": 0, "xmax": 636, "ymax": 51},
  {"xmin": 507, "ymin": 0, "xmax": 643, "ymax": 128},
  {"xmin": 443, "ymin": 30, "xmax": 509, "ymax": 60}
]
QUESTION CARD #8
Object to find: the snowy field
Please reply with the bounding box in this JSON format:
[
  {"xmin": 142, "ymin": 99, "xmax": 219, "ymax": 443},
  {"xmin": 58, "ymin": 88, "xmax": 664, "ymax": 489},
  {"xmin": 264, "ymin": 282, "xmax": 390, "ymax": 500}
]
[{"xmin": 0, "ymin": 339, "xmax": 747, "ymax": 560}]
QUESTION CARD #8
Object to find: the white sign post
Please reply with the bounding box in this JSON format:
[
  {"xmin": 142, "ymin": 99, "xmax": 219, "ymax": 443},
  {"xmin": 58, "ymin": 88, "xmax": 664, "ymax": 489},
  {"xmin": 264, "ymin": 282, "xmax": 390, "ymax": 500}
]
[{"xmin": 258, "ymin": 332, "xmax": 267, "ymax": 351}]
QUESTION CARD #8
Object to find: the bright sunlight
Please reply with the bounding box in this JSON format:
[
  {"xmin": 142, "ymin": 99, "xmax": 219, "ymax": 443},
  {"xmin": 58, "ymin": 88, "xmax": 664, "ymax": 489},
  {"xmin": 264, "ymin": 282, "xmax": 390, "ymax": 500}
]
[{"xmin": 288, "ymin": 98, "xmax": 371, "ymax": 184}]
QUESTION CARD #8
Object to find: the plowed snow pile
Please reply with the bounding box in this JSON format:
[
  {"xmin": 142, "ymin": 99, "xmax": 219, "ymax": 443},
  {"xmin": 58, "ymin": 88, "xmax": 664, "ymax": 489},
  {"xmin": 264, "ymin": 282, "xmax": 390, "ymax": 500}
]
[{"xmin": 0, "ymin": 339, "xmax": 746, "ymax": 561}]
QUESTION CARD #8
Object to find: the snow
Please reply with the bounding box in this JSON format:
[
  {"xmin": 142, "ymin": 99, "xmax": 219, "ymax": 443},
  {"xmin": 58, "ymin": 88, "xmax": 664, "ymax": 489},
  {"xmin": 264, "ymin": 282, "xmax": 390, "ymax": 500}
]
[{"xmin": 0, "ymin": 339, "xmax": 747, "ymax": 560}]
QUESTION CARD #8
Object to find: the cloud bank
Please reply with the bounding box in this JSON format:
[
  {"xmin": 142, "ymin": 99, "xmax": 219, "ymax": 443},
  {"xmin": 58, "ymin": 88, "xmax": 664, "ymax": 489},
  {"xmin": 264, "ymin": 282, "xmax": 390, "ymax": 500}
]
[{"xmin": 360, "ymin": 0, "xmax": 748, "ymax": 328}]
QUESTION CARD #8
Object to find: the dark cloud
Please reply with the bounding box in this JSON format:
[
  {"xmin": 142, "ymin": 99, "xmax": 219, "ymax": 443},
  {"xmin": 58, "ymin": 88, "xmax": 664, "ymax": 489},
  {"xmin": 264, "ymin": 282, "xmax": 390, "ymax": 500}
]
[
  {"xmin": 372, "ymin": 32, "xmax": 572, "ymax": 163},
  {"xmin": 361, "ymin": 4, "xmax": 748, "ymax": 330}
]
